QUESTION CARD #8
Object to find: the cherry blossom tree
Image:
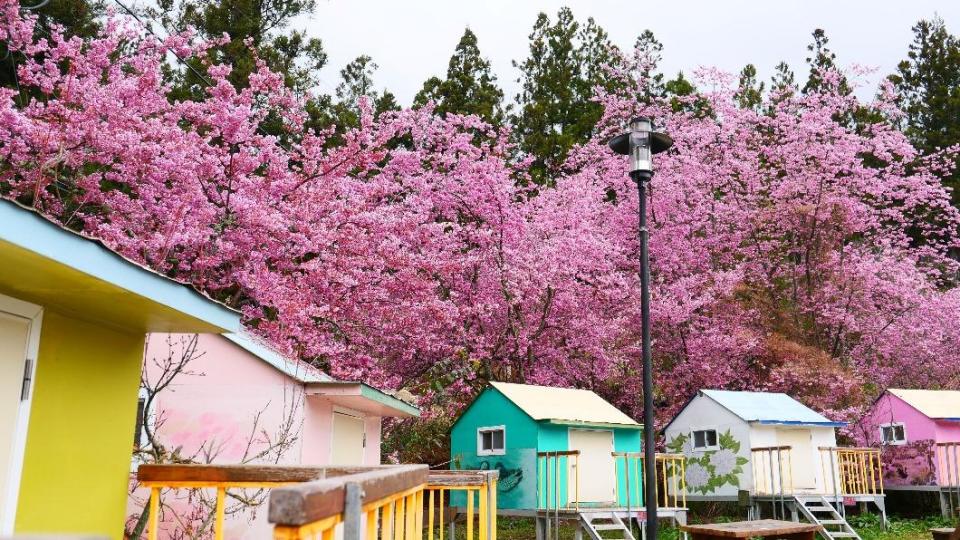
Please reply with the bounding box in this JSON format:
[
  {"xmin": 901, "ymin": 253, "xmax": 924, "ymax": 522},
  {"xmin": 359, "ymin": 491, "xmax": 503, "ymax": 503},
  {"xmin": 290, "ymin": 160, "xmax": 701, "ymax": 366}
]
[{"xmin": 3, "ymin": 0, "xmax": 960, "ymax": 449}]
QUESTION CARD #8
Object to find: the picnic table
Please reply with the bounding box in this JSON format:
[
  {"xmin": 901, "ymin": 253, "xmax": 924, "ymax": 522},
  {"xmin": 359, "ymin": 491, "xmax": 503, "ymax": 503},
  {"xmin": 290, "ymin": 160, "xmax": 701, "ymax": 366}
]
[
  {"xmin": 930, "ymin": 527, "xmax": 958, "ymax": 540},
  {"xmin": 680, "ymin": 519, "xmax": 822, "ymax": 540}
]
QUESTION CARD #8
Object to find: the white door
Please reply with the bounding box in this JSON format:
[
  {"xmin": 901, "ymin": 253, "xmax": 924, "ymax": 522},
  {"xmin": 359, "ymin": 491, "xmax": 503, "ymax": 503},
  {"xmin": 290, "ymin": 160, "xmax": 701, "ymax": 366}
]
[
  {"xmin": 331, "ymin": 412, "xmax": 365, "ymax": 466},
  {"xmin": 568, "ymin": 429, "xmax": 616, "ymax": 504},
  {"xmin": 0, "ymin": 310, "xmax": 32, "ymax": 532},
  {"xmin": 777, "ymin": 429, "xmax": 816, "ymax": 490}
]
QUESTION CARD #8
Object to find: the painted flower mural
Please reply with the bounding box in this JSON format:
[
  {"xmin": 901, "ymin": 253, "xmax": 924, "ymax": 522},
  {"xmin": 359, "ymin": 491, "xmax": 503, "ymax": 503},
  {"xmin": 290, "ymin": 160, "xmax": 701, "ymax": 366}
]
[{"xmin": 667, "ymin": 430, "xmax": 749, "ymax": 494}]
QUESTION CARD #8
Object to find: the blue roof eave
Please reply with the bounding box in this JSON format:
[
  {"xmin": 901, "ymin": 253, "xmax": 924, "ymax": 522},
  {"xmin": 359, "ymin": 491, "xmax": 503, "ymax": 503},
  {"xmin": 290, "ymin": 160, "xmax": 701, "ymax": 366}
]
[
  {"xmin": 753, "ymin": 420, "xmax": 847, "ymax": 428},
  {"xmin": 0, "ymin": 199, "xmax": 239, "ymax": 332}
]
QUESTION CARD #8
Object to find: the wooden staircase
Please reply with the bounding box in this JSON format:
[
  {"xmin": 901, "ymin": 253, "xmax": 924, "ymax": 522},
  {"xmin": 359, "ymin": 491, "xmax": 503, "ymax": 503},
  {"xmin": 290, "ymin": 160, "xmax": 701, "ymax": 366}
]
[
  {"xmin": 795, "ymin": 495, "xmax": 861, "ymax": 540},
  {"xmin": 579, "ymin": 510, "xmax": 638, "ymax": 540}
]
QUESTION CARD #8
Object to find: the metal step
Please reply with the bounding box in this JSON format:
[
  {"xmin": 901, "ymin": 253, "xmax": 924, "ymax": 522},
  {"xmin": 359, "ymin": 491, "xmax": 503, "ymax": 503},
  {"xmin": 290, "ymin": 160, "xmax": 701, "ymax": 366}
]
[
  {"xmin": 794, "ymin": 495, "xmax": 863, "ymax": 540},
  {"xmin": 579, "ymin": 512, "xmax": 636, "ymax": 540}
]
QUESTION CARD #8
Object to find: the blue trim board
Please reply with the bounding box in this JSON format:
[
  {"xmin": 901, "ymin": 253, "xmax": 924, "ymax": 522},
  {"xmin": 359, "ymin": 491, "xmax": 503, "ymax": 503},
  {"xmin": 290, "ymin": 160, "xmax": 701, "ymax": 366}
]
[
  {"xmin": 0, "ymin": 199, "xmax": 239, "ymax": 332},
  {"xmin": 754, "ymin": 420, "xmax": 847, "ymax": 427}
]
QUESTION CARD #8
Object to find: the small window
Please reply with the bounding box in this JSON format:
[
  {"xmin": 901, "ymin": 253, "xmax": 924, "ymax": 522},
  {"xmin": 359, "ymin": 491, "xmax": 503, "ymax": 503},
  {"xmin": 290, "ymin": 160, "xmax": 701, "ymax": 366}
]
[
  {"xmin": 692, "ymin": 429, "xmax": 719, "ymax": 450},
  {"xmin": 880, "ymin": 423, "xmax": 906, "ymax": 445},
  {"xmin": 134, "ymin": 397, "xmax": 146, "ymax": 447},
  {"xmin": 478, "ymin": 426, "xmax": 506, "ymax": 455}
]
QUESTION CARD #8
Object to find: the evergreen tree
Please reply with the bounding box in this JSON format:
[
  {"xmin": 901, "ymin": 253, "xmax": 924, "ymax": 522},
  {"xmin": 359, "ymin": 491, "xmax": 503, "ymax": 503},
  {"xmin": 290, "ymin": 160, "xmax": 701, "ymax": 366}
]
[
  {"xmin": 308, "ymin": 55, "xmax": 399, "ymax": 143},
  {"xmin": 736, "ymin": 64, "xmax": 765, "ymax": 110},
  {"xmin": 414, "ymin": 28, "xmax": 505, "ymax": 125},
  {"xmin": 155, "ymin": 0, "xmax": 326, "ymax": 97},
  {"xmin": 512, "ymin": 8, "xmax": 621, "ymax": 185},
  {"xmin": 890, "ymin": 17, "xmax": 960, "ymax": 204},
  {"xmin": 803, "ymin": 28, "xmax": 849, "ymax": 94},
  {"xmin": 770, "ymin": 61, "xmax": 798, "ymax": 102},
  {"xmin": 634, "ymin": 30, "xmax": 665, "ymax": 98}
]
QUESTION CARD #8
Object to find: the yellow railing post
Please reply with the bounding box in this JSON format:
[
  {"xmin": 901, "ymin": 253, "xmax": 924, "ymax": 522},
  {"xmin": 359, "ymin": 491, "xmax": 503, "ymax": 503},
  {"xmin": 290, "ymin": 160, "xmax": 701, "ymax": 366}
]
[
  {"xmin": 479, "ymin": 484, "xmax": 488, "ymax": 540},
  {"xmin": 367, "ymin": 509, "xmax": 378, "ymax": 540},
  {"xmin": 466, "ymin": 489, "xmax": 474, "ymax": 540},
  {"xmin": 428, "ymin": 489, "xmax": 435, "ymax": 540},
  {"xmin": 438, "ymin": 489, "xmax": 444, "ymax": 540},
  {"xmin": 214, "ymin": 486, "xmax": 226, "ymax": 540},
  {"xmin": 416, "ymin": 490, "xmax": 424, "ymax": 540},
  {"xmin": 395, "ymin": 496, "xmax": 405, "ymax": 540},
  {"xmin": 490, "ymin": 477, "xmax": 498, "ymax": 540},
  {"xmin": 383, "ymin": 500, "xmax": 394, "ymax": 540},
  {"xmin": 148, "ymin": 487, "xmax": 160, "ymax": 540}
]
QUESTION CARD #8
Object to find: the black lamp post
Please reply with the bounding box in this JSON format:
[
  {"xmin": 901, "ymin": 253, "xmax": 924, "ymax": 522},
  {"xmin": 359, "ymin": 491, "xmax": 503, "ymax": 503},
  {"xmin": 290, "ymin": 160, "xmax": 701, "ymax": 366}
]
[{"xmin": 609, "ymin": 116, "xmax": 672, "ymax": 540}]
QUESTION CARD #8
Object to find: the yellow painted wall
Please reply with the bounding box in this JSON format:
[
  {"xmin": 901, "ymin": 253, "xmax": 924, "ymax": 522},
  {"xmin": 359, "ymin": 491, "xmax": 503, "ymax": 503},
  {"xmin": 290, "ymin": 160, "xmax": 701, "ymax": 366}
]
[{"xmin": 15, "ymin": 310, "xmax": 143, "ymax": 539}]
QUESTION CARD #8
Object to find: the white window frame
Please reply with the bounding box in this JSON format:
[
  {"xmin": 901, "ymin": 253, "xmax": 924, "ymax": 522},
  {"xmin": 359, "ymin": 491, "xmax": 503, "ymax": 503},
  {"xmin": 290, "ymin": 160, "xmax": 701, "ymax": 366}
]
[
  {"xmin": 477, "ymin": 425, "xmax": 506, "ymax": 456},
  {"xmin": 0, "ymin": 293, "xmax": 43, "ymax": 536},
  {"xmin": 691, "ymin": 428, "xmax": 720, "ymax": 451},
  {"xmin": 879, "ymin": 422, "xmax": 907, "ymax": 446}
]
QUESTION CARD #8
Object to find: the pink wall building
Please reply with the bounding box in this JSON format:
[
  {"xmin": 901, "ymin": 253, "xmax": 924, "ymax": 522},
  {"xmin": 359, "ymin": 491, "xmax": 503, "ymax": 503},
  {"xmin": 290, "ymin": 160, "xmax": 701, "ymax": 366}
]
[
  {"xmin": 128, "ymin": 332, "xmax": 418, "ymax": 538},
  {"xmin": 860, "ymin": 388, "xmax": 960, "ymax": 511}
]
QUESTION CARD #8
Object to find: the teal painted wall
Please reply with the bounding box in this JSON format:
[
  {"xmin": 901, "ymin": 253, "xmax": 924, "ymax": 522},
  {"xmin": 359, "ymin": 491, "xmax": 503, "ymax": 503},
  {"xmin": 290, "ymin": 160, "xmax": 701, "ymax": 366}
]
[
  {"xmin": 450, "ymin": 387, "xmax": 646, "ymax": 510},
  {"xmin": 450, "ymin": 388, "xmax": 540, "ymax": 510},
  {"xmin": 612, "ymin": 427, "xmax": 643, "ymax": 507}
]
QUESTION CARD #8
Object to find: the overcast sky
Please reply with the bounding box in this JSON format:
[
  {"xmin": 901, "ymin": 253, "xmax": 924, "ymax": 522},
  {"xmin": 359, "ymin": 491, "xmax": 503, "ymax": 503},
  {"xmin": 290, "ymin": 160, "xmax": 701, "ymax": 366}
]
[{"xmin": 298, "ymin": 0, "xmax": 958, "ymax": 104}]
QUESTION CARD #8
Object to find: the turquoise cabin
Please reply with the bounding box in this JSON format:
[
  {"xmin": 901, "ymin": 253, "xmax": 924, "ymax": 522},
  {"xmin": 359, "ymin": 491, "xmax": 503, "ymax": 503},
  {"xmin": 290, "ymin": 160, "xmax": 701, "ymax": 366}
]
[{"xmin": 450, "ymin": 382, "xmax": 644, "ymax": 512}]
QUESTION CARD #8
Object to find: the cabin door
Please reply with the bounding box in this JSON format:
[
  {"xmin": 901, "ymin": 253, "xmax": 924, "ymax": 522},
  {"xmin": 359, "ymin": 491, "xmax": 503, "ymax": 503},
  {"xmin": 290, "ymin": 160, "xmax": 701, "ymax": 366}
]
[
  {"xmin": 0, "ymin": 304, "xmax": 34, "ymax": 533},
  {"xmin": 777, "ymin": 429, "xmax": 816, "ymax": 490},
  {"xmin": 568, "ymin": 429, "xmax": 616, "ymax": 504},
  {"xmin": 331, "ymin": 411, "xmax": 365, "ymax": 466}
]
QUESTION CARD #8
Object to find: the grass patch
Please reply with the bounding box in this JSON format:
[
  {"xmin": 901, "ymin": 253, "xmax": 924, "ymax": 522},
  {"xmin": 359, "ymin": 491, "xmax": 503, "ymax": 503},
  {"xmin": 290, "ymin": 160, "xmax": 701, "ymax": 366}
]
[{"xmin": 453, "ymin": 514, "xmax": 954, "ymax": 540}]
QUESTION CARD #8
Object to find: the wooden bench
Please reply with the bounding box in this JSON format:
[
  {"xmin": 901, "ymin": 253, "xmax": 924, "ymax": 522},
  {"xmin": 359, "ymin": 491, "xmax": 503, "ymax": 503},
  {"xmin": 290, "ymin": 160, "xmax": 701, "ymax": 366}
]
[{"xmin": 680, "ymin": 519, "xmax": 821, "ymax": 540}]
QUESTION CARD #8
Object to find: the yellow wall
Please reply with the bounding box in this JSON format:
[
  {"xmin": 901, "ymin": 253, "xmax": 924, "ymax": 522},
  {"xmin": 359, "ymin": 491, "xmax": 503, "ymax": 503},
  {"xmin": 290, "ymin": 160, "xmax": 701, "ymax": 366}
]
[{"xmin": 15, "ymin": 310, "xmax": 143, "ymax": 539}]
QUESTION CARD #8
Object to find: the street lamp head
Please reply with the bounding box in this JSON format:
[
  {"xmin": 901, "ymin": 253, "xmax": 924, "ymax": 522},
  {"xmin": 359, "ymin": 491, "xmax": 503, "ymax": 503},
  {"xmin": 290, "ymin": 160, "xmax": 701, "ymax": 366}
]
[{"xmin": 608, "ymin": 116, "xmax": 673, "ymax": 178}]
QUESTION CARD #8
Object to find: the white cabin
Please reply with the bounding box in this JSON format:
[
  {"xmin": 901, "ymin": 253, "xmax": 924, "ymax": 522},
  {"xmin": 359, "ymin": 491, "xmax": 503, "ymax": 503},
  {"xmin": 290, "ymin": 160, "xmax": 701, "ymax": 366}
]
[{"xmin": 663, "ymin": 390, "xmax": 845, "ymax": 499}]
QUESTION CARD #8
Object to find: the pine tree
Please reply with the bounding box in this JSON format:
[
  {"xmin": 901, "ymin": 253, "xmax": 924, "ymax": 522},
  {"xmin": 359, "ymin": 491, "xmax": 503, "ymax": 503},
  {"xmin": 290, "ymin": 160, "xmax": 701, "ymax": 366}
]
[
  {"xmin": 634, "ymin": 30, "xmax": 665, "ymax": 98},
  {"xmin": 156, "ymin": 0, "xmax": 326, "ymax": 97},
  {"xmin": 736, "ymin": 64, "xmax": 765, "ymax": 110},
  {"xmin": 803, "ymin": 28, "xmax": 849, "ymax": 94},
  {"xmin": 307, "ymin": 55, "xmax": 398, "ymax": 142},
  {"xmin": 512, "ymin": 8, "xmax": 621, "ymax": 185},
  {"xmin": 414, "ymin": 28, "xmax": 505, "ymax": 125},
  {"xmin": 890, "ymin": 17, "xmax": 960, "ymax": 204},
  {"xmin": 769, "ymin": 61, "xmax": 798, "ymax": 105}
]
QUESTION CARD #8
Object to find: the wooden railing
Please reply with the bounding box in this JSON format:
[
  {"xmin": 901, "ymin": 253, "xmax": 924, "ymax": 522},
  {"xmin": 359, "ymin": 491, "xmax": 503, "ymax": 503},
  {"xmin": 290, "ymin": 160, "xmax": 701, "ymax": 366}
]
[
  {"xmin": 751, "ymin": 446, "xmax": 794, "ymax": 497},
  {"xmin": 613, "ymin": 452, "xmax": 687, "ymax": 509},
  {"xmin": 138, "ymin": 464, "xmax": 324, "ymax": 540},
  {"xmin": 535, "ymin": 450, "xmax": 687, "ymax": 511},
  {"xmin": 820, "ymin": 447, "xmax": 883, "ymax": 496},
  {"xmin": 425, "ymin": 470, "xmax": 498, "ymax": 540},
  {"xmin": 137, "ymin": 464, "xmax": 498, "ymax": 540},
  {"xmin": 750, "ymin": 446, "xmax": 884, "ymax": 497},
  {"xmin": 936, "ymin": 443, "xmax": 960, "ymax": 488}
]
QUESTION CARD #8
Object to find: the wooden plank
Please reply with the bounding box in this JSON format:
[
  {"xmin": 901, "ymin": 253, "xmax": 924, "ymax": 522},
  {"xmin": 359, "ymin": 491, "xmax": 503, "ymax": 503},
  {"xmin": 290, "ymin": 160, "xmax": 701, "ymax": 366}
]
[
  {"xmin": 428, "ymin": 470, "xmax": 499, "ymax": 487},
  {"xmin": 137, "ymin": 464, "xmax": 326, "ymax": 484},
  {"xmin": 269, "ymin": 465, "xmax": 428, "ymax": 526},
  {"xmin": 679, "ymin": 520, "xmax": 821, "ymax": 538}
]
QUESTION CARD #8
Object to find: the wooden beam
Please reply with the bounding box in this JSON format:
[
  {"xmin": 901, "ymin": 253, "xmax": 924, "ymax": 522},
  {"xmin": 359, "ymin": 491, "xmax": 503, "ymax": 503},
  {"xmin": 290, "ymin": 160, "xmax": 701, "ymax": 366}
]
[{"xmin": 269, "ymin": 465, "xmax": 428, "ymax": 526}]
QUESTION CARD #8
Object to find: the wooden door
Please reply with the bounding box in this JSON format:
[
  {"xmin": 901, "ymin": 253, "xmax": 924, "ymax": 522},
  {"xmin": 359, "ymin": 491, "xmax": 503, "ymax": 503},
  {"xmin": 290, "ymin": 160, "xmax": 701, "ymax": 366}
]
[
  {"xmin": 0, "ymin": 310, "xmax": 30, "ymax": 530},
  {"xmin": 331, "ymin": 412, "xmax": 365, "ymax": 466},
  {"xmin": 568, "ymin": 429, "xmax": 616, "ymax": 504},
  {"xmin": 777, "ymin": 429, "xmax": 816, "ymax": 489}
]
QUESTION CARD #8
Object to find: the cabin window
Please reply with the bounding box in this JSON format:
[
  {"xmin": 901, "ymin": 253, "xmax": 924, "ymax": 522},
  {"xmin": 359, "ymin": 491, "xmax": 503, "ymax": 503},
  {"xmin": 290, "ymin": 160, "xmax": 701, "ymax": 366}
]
[
  {"xmin": 478, "ymin": 426, "xmax": 506, "ymax": 455},
  {"xmin": 692, "ymin": 429, "xmax": 719, "ymax": 450},
  {"xmin": 880, "ymin": 423, "xmax": 906, "ymax": 445},
  {"xmin": 134, "ymin": 397, "xmax": 146, "ymax": 447}
]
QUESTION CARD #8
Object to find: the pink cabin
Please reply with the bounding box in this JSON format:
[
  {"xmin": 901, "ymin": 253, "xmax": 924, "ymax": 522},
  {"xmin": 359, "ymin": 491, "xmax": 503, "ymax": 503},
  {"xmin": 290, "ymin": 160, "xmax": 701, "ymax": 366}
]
[
  {"xmin": 128, "ymin": 332, "xmax": 419, "ymax": 538},
  {"xmin": 861, "ymin": 388, "xmax": 960, "ymax": 515}
]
